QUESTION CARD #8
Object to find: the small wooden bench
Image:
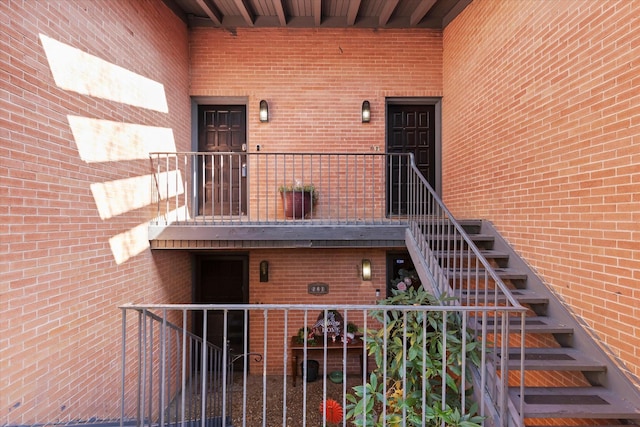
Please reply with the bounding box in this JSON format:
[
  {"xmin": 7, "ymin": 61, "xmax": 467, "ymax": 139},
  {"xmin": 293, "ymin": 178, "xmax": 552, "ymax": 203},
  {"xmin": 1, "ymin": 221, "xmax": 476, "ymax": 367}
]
[{"xmin": 290, "ymin": 336, "xmax": 365, "ymax": 386}]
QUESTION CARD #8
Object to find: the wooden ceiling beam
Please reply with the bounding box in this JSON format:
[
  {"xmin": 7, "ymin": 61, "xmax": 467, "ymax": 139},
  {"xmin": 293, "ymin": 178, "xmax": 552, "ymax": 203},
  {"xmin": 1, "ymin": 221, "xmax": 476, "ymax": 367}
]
[
  {"xmin": 379, "ymin": 0, "xmax": 400, "ymax": 27},
  {"xmin": 232, "ymin": 0, "xmax": 254, "ymax": 26},
  {"xmin": 195, "ymin": 0, "xmax": 223, "ymax": 26},
  {"xmin": 410, "ymin": 0, "xmax": 437, "ymax": 26},
  {"xmin": 313, "ymin": 0, "xmax": 322, "ymax": 26},
  {"xmin": 273, "ymin": 0, "xmax": 287, "ymax": 26},
  {"xmin": 346, "ymin": 0, "xmax": 362, "ymax": 26}
]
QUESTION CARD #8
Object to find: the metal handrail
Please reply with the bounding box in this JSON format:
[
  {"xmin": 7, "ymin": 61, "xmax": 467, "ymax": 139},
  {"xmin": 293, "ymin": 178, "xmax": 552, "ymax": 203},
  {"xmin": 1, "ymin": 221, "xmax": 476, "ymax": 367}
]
[
  {"xmin": 120, "ymin": 306, "xmax": 234, "ymax": 427},
  {"xmin": 404, "ymin": 154, "xmax": 522, "ymax": 307},
  {"xmin": 121, "ymin": 303, "xmax": 525, "ymax": 427},
  {"xmin": 403, "ymin": 155, "xmax": 526, "ymax": 426},
  {"xmin": 149, "ymin": 151, "xmax": 412, "ymax": 225}
]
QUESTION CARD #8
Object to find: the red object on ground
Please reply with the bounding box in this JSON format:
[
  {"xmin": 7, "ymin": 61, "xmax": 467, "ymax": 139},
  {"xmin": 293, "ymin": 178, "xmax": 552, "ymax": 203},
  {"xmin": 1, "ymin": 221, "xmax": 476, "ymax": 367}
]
[{"xmin": 319, "ymin": 399, "xmax": 343, "ymax": 424}]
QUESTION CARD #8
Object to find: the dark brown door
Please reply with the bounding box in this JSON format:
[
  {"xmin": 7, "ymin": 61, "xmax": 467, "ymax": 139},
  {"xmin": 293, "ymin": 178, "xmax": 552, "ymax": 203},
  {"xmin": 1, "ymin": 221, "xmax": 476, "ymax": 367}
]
[
  {"xmin": 387, "ymin": 104, "xmax": 436, "ymax": 215},
  {"xmin": 386, "ymin": 251, "xmax": 420, "ymax": 297},
  {"xmin": 197, "ymin": 105, "xmax": 247, "ymax": 216},
  {"xmin": 194, "ymin": 255, "xmax": 248, "ymax": 369}
]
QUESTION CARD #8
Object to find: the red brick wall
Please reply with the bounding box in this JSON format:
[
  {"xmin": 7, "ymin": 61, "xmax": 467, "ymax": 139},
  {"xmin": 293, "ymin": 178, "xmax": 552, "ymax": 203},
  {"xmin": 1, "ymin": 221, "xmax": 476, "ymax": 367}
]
[
  {"xmin": 190, "ymin": 29, "xmax": 443, "ymax": 373},
  {"xmin": 0, "ymin": 0, "xmax": 191, "ymax": 424},
  {"xmin": 442, "ymin": 0, "xmax": 640, "ymax": 381},
  {"xmin": 190, "ymin": 27, "xmax": 443, "ymax": 152},
  {"xmin": 248, "ymin": 248, "xmax": 387, "ymax": 374}
]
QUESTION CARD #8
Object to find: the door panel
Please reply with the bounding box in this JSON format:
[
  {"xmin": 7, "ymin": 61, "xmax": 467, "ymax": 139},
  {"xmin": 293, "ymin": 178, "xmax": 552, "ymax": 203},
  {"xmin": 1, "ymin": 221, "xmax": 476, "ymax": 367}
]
[
  {"xmin": 198, "ymin": 105, "xmax": 247, "ymax": 216},
  {"xmin": 387, "ymin": 104, "xmax": 436, "ymax": 215},
  {"xmin": 194, "ymin": 255, "xmax": 248, "ymax": 370}
]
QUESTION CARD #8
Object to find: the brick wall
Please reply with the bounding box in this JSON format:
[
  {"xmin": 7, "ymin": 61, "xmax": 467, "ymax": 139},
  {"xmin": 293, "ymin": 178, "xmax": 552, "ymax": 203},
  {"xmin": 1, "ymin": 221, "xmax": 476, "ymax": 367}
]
[
  {"xmin": 248, "ymin": 248, "xmax": 387, "ymax": 374},
  {"xmin": 189, "ymin": 27, "xmax": 444, "ymax": 374},
  {"xmin": 442, "ymin": 0, "xmax": 640, "ymax": 380},
  {"xmin": 190, "ymin": 27, "xmax": 443, "ymax": 152},
  {"xmin": 0, "ymin": 0, "xmax": 191, "ymax": 424}
]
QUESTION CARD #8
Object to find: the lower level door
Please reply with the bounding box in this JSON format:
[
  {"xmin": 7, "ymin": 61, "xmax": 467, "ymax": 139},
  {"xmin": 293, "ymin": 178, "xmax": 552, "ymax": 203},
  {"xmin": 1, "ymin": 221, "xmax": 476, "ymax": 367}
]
[{"xmin": 194, "ymin": 254, "xmax": 248, "ymax": 370}]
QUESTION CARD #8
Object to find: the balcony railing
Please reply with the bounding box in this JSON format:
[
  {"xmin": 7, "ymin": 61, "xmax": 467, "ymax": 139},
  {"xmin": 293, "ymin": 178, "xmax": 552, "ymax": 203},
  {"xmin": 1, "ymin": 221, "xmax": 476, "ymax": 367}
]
[
  {"xmin": 121, "ymin": 303, "xmax": 526, "ymax": 427},
  {"xmin": 149, "ymin": 152, "xmax": 415, "ymax": 225}
]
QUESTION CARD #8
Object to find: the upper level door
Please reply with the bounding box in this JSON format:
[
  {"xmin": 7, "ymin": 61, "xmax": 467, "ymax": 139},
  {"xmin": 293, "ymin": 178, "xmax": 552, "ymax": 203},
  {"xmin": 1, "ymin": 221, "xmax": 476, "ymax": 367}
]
[
  {"xmin": 197, "ymin": 105, "xmax": 247, "ymax": 216},
  {"xmin": 387, "ymin": 104, "xmax": 436, "ymax": 215}
]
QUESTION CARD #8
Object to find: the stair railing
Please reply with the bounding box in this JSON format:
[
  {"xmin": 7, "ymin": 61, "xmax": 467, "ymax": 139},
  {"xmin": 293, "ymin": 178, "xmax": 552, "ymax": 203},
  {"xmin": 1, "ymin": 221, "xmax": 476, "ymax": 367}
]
[
  {"xmin": 396, "ymin": 154, "xmax": 528, "ymax": 427},
  {"xmin": 119, "ymin": 306, "xmax": 234, "ymax": 427}
]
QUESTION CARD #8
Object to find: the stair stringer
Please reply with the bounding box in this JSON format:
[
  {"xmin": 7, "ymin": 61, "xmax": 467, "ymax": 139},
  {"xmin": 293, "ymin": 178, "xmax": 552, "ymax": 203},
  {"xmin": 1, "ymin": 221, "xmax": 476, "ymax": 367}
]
[{"xmin": 479, "ymin": 220, "xmax": 640, "ymax": 412}]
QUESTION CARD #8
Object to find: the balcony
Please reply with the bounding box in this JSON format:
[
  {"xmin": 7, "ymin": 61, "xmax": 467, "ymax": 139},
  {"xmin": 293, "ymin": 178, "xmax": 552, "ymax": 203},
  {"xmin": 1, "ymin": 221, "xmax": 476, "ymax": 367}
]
[{"xmin": 148, "ymin": 152, "xmax": 419, "ymax": 248}]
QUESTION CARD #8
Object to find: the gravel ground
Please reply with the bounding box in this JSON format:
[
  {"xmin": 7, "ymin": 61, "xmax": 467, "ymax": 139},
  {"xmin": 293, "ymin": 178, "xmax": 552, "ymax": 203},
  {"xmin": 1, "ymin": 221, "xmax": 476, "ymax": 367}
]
[{"xmin": 230, "ymin": 373, "xmax": 363, "ymax": 426}]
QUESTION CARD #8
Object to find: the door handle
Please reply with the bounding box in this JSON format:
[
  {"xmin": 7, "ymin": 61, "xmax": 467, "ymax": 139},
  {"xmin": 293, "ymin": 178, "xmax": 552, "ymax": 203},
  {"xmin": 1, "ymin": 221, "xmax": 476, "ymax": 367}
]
[{"xmin": 241, "ymin": 163, "xmax": 247, "ymax": 177}]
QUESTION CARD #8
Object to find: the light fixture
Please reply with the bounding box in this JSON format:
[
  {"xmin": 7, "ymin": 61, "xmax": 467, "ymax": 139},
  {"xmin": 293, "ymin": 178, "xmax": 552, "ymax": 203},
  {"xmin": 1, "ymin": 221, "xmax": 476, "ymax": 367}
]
[
  {"xmin": 259, "ymin": 100, "xmax": 269, "ymax": 122},
  {"xmin": 361, "ymin": 259, "xmax": 371, "ymax": 281},
  {"xmin": 259, "ymin": 260, "xmax": 269, "ymax": 282},
  {"xmin": 361, "ymin": 100, "xmax": 371, "ymax": 123}
]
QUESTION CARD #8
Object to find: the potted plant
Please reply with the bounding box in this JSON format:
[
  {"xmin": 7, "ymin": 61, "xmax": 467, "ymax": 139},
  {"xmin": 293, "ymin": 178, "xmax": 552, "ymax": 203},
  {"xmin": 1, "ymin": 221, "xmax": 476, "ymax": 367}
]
[{"xmin": 278, "ymin": 181, "xmax": 318, "ymax": 219}]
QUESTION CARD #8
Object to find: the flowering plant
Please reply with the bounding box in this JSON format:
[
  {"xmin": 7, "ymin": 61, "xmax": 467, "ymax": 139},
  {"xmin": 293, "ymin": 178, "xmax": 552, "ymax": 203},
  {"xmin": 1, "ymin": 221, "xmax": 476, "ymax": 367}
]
[{"xmin": 389, "ymin": 268, "xmax": 420, "ymax": 293}]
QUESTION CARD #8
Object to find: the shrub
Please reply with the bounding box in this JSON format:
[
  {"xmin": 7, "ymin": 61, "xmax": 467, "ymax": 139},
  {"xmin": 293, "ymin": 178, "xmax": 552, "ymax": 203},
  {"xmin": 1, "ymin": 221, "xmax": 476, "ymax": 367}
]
[{"xmin": 345, "ymin": 286, "xmax": 484, "ymax": 427}]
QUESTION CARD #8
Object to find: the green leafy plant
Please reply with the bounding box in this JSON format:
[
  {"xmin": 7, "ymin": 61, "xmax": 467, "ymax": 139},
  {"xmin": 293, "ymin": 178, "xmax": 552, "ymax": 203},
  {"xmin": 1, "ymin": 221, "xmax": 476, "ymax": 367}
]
[
  {"xmin": 346, "ymin": 321, "xmax": 359, "ymax": 334},
  {"xmin": 295, "ymin": 327, "xmax": 317, "ymax": 345},
  {"xmin": 278, "ymin": 181, "xmax": 318, "ymax": 203},
  {"xmin": 345, "ymin": 286, "xmax": 484, "ymax": 427}
]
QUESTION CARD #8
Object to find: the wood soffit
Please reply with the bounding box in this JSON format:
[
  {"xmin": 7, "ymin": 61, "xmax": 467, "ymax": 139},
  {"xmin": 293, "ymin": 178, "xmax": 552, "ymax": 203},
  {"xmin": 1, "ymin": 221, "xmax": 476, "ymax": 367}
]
[{"xmin": 163, "ymin": 0, "xmax": 471, "ymax": 30}]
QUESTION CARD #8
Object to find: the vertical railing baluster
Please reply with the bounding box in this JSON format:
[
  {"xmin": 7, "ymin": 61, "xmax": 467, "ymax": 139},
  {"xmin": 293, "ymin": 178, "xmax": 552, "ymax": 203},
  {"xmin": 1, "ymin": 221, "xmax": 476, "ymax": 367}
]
[
  {"xmin": 148, "ymin": 312, "xmax": 155, "ymax": 425},
  {"xmin": 261, "ymin": 308, "xmax": 268, "ymax": 427},
  {"xmin": 173, "ymin": 155, "xmax": 179, "ymax": 222},
  {"xmin": 159, "ymin": 309, "xmax": 167, "ymax": 427},
  {"xmin": 137, "ymin": 310, "xmax": 144, "ymax": 427},
  {"xmin": 180, "ymin": 310, "xmax": 187, "ymax": 427},
  {"xmin": 200, "ymin": 309, "xmax": 207, "ymax": 427},
  {"xmin": 282, "ymin": 309, "xmax": 289, "ymax": 427},
  {"xmin": 441, "ymin": 310, "xmax": 448, "ymax": 427},
  {"xmin": 120, "ymin": 309, "xmax": 127, "ymax": 427},
  {"xmin": 166, "ymin": 154, "xmax": 171, "ymax": 221},
  {"xmin": 221, "ymin": 309, "xmax": 228, "ymax": 427}
]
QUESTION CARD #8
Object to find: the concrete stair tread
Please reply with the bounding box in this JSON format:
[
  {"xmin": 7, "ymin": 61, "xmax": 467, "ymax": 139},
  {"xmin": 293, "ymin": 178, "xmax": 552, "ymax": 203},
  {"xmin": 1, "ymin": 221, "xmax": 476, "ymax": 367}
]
[
  {"xmin": 448, "ymin": 267, "xmax": 528, "ymax": 281},
  {"xmin": 479, "ymin": 316, "xmax": 574, "ymax": 334},
  {"xmin": 434, "ymin": 249, "xmax": 510, "ymax": 260},
  {"xmin": 509, "ymin": 387, "xmax": 640, "ymax": 419},
  {"xmin": 430, "ymin": 233, "xmax": 495, "ymax": 242},
  {"xmin": 457, "ymin": 288, "xmax": 548, "ymax": 305},
  {"xmin": 496, "ymin": 347, "xmax": 607, "ymax": 371}
]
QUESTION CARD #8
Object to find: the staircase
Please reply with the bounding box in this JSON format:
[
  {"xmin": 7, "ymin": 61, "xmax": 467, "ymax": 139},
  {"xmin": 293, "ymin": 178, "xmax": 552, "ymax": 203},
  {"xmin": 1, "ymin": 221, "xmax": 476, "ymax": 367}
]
[{"xmin": 454, "ymin": 220, "xmax": 640, "ymax": 426}]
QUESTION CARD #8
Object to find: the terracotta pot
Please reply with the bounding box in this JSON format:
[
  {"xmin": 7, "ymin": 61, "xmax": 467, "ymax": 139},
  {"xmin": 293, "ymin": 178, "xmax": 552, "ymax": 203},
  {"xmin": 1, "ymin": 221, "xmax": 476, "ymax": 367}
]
[{"xmin": 281, "ymin": 190, "xmax": 313, "ymax": 218}]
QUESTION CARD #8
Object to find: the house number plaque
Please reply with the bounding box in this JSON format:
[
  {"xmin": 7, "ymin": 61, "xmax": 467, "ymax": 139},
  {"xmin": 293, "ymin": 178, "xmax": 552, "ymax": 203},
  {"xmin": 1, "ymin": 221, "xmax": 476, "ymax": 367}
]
[{"xmin": 308, "ymin": 282, "xmax": 329, "ymax": 295}]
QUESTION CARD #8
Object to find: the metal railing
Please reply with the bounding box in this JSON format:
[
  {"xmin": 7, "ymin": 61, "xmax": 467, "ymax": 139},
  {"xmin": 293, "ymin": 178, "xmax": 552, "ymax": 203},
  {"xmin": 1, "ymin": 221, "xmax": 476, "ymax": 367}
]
[
  {"xmin": 120, "ymin": 308, "xmax": 235, "ymax": 427},
  {"xmin": 144, "ymin": 151, "xmax": 527, "ymax": 426},
  {"xmin": 120, "ymin": 303, "xmax": 525, "ymax": 427},
  {"xmin": 399, "ymin": 155, "xmax": 526, "ymax": 426},
  {"xmin": 149, "ymin": 152, "xmax": 416, "ymax": 225}
]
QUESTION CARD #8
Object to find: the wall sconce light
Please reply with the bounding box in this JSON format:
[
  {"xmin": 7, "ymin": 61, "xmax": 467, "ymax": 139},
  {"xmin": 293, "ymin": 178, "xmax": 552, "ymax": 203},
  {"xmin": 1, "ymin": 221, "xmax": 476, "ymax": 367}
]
[
  {"xmin": 361, "ymin": 259, "xmax": 372, "ymax": 281},
  {"xmin": 361, "ymin": 100, "xmax": 371, "ymax": 123},
  {"xmin": 259, "ymin": 260, "xmax": 269, "ymax": 282},
  {"xmin": 259, "ymin": 100, "xmax": 269, "ymax": 122}
]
